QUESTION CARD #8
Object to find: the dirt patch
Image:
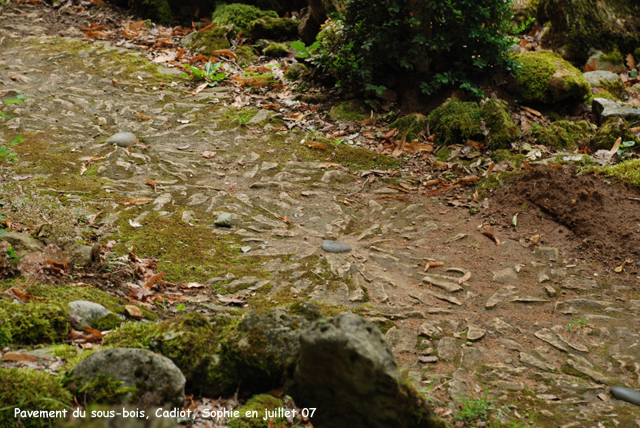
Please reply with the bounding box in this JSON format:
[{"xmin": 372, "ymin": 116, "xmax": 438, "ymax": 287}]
[{"xmin": 486, "ymin": 167, "xmax": 640, "ymax": 263}]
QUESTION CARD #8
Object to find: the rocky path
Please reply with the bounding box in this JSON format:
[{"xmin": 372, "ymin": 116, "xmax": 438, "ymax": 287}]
[{"xmin": 2, "ymin": 3, "xmax": 640, "ymax": 427}]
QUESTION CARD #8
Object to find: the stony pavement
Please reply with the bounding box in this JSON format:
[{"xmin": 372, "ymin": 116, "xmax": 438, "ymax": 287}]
[{"xmin": 2, "ymin": 3, "xmax": 640, "ymax": 427}]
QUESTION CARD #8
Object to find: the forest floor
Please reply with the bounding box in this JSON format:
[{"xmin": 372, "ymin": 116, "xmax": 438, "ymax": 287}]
[{"xmin": 2, "ymin": 2, "xmax": 640, "ymax": 428}]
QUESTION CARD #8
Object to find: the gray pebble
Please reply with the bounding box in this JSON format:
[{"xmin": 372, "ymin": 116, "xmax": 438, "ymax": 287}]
[
  {"xmin": 611, "ymin": 386, "xmax": 640, "ymax": 406},
  {"xmin": 105, "ymin": 132, "xmax": 137, "ymax": 147},
  {"xmin": 321, "ymin": 240, "xmax": 351, "ymax": 253},
  {"xmin": 214, "ymin": 213, "xmax": 233, "ymax": 228}
]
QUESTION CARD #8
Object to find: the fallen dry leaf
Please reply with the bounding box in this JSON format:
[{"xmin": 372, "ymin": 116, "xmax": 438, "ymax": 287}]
[
  {"xmin": 522, "ymin": 160, "xmax": 533, "ymax": 171},
  {"xmin": 466, "ymin": 139, "xmax": 486, "ymax": 150},
  {"xmin": 458, "ymin": 271, "xmax": 472, "ymax": 285},
  {"xmin": 614, "ymin": 259, "xmax": 634, "ymax": 273},
  {"xmin": 303, "ymin": 141, "xmax": 327, "ymax": 149},
  {"xmin": 212, "ymin": 49, "xmax": 238, "ymax": 60},
  {"xmin": 143, "ymin": 271, "xmax": 165, "ymax": 291},
  {"xmin": 482, "ymin": 231, "xmax": 500, "ymax": 246},
  {"xmin": 424, "ymin": 261, "xmax": 444, "ymax": 272},
  {"xmin": 2, "ymin": 352, "xmax": 39, "ymax": 362},
  {"xmin": 609, "ymin": 137, "xmax": 622, "ymax": 155},
  {"xmin": 317, "ymin": 162, "xmax": 342, "ymax": 169},
  {"xmin": 201, "ymin": 150, "xmax": 217, "ymax": 159},
  {"xmin": 530, "ymin": 234, "xmax": 541, "ymax": 244},
  {"xmin": 145, "ymin": 179, "xmax": 157, "ymax": 192},
  {"xmin": 132, "ymin": 110, "xmax": 154, "ymax": 120},
  {"xmin": 120, "ymin": 197, "xmax": 152, "ymax": 206},
  {"xmin": 521, "ymin": 106, "xmax": 542, "ymax": 117},
  {"xmin": 627, "ymin": 53, "xmax": 636, "ymax": 70}
]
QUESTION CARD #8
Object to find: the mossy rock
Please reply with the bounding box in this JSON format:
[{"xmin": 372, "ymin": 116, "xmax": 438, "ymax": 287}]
[
  {"xmin": 490, "ymin": 149, "xmax": 525, "ymax": 167},
  {"xmin": 537, "ymin": 0, "xmax": 640, "ymax": 63},
  {"xmin": 389, "ymin": 113, "xmax": 428, "ymax": 142},
  {"xmin": 105, "ymin": 307, "xmax": 321, "ymax": 397},
  {"xmin": 586, "ymin": 90, "xmax": 620, "ymax": 105},
  {"xmin": 329, "ymin": 100, "xmax": 369, "ymax": 122},
  {"xmin": 593, "ymin": 117, "xmax": 640, "ymax": 151},
  {"xmin": 284, "ymin": 62, "xmax": 307, "ymax": 81},
  {"xmin": 0, "ymin": 367, "xmax": 72, "ymax": 428},
  {"xmin": 181, "ymin": 26, "xmax": 232, "ymax": 56},
  {"xmin": 236, "ymin": 45, "xmax": 258, "ymax": 67},
  {"xmin": 263, "ymin": 43, "xmax": 289, "ymax": 58},
  {"xmin": 227, "ymin": 394, "xmax": 287, "ymax": 428},
  {"xmin": 0, "ymin": 301, "xmax": 69, "ymax": 345},
  {"xmin": 532, "ymin": 120, "xmax": 593, "ymax": 148},
  {"xmin": 247, "ymin": 17, "xmax": 299, "ymax": 41},
  {"xmin": 480, "ymin": 99, "xmax": 520, "ymax": 149},
  {"xmin": 89, "ymin": 312, "xmax": 121, "ymax": 331},
  {"xmin": 428, "ymin": 98, "xmax": 519, "ymax": 149},
  {"xmin": 512, "ymin": 52, "xmax": 591, "ymax": 104},
  {"xmin": 211, "ymin": 4, "xmax": 278, "ymax": 34}
]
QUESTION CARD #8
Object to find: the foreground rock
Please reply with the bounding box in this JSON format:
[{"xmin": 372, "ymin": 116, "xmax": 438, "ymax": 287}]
[
  {"xmin": 105, "ymin": 305, "xmax": 322, "ymax": 397},
  {"xmin": 69, "ymin": 348, "xmax": 185, "ymax": 407},
  {"xmin": 287, "ymin": 314, "xmax": 446, "ymax": 428},
  {"xmin": 592, "ymin": 98, "xmax": 640, "ymax": 125}
]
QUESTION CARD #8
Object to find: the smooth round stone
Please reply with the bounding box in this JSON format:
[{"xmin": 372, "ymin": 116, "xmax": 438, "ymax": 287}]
[
  {"xmin": 321, "ymin": 240, "xmax": 351, "ymax": 253},
  {"xmin": 611, "ymin": 387, "xmax": 640, "ymax": 406},
  {"xmin": 214, "ymin": 213, "xmax": 233, "ymax": 228},
  {"xmin": 105, "ymin": 132, "xmax": 137, "ymax": 147}
]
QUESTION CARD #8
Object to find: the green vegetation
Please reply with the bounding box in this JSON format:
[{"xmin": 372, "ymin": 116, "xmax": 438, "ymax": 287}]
[
  {"xmin": 585, "ymin": 158, "xmax": 640, "ymax": 190},
  {"xmin": 308, "ymin": 0, "xmax": 517, "ymax": 96},
  {"xmin": 0, "ymin": 367, "xmax": 71, "ymax": 428},
  {"xmin": 512, "ymin": 52, "xmax": 591, "ymax": 104},
  {"xmin": 263, "ymin": 43, "xmax": 289, "ymax": 58},
  {"xmin": 247, "ymin": 17, "xmax": 298, "ymax": 41},
  {"xmin": 236, "ymin": 46, "xmax": 258, "ymax": 67},
  {"xmin": 0, "ymin": 134, "xmax": 23, "ymax": 163},
  {"xmin": 182, "ymin": 26, "xmax": 231, "ymax": 55},
  {"xmin": 183, "ymin": 61, "xmax": 227, "ymax": 86},
  {"xmin": 211, "ymin": 4, "xmax": 277, "ymax": 33},
  {"xmin": 227, "ymin": 395, "xmax": 287, "ymax": 428},
  {"xmin": 389, "ymin": 114, "xmax": 427, "ymax": 141},
  {"xmin": 329, "ymin": 100, "xmax": 369, "ymax": 122},
  {"xmin": 0, "ymin": 301, "xmax": 69, "ymax": 345},
  {"xmin": 594, "ymin": 118, "xmax": 640, "ymax": 150},
  {"xmin": 75, "ymin": 374, "xmax": 136, "ymax": 405},
  {"xmin": 454, "ymin": 394, "xmax": 496, "ymax": 423},
  {"xmin": 129, "ymin": 0, "xmax": 172, "ymax": 24},
  {"xmin": 532, "ymin": 120, "xmax": 592, "ymax": 148},
  {"xmin": 427, "ymin": 98, "xmax": 518, "ymax": 149}
]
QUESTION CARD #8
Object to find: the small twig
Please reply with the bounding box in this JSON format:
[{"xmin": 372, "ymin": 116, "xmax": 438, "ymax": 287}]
[{"xmin": 624, "ymin": 197, "xmax": 640, "ymax": 202}]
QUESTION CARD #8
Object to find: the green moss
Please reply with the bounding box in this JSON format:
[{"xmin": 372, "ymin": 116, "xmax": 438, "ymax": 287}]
[
  {"xmin": 0, "ymin": 301, "xmax": 69, "ymax": 345},
  {"xmin": 247, "ymin": 17, "xmax": 298, "ymax": 41},
  {"xmin": 263, "ymin": 43, "xmax": 289, "ymax": 58},
  {"xmin": 428, "ymin": 99, "xmax": 482, "ymax": 145},
  {"xmin": 228, "ymin": 394, "xmax": 287, "ymax": 428},
  {"xmin": 236, "ymin": 46, "xmax": 258, "ymax": 67},
  {"xmin": 512, "ymin": 52, "xmax": 591, "ymax": 104},
  {"xmin": 51, "ymin": 344, "xmax": 79, "ymax": 361},
  {"xmin": 184, "ymin": 27, "xmax": 231, "ymax": 56},
  {"xmin": 129, "ymin": 0, "xmax": 172, "ymax": 24},
  {"xmin": 0, "ymin": 368, "xmax": 72, "ymax": 428},
  {"xmin": 586, "ymin": 90, "xmax": 620, "ymax": 104},
  {"xmin": 480, "ymin": 99, "xmax": 520, "ymax": 149},
  {"xmin": 490, "ymin": 149, "xmax": 525, "ymax": 167},
  {"xmin": 600, "ymin": 49, "xmax": 624, "ymax": 65},
  {"xmin": 599, "ymin": 78, "xmax": 626, "ymax": 99},
  {"xmin": 588, "ymin": 158, "xmax": 640, "ymax": 190},
  {"xmin": 284, "ymin": 62, "xmax": 307, "ymax": 81},
  {"xmin": 76, "ymin": 373, "xmax": 137, "ymax": 405},
  {"xmin": 329, "ymin": 100, "xmax": 369, "ymax": 122},
  {"xmin": 532, "ymin": 120, "xmax": 593, "ymax": 148},
  {"xmin": 211, "ymin": 4, "xmax": 278, "ymax": 33},
  {"xmin": 389, "ymin": 113, "xmax": 428, "ymax": 142},
  {"xmin": 111, "ymin": 211, "xmax": 268, "ymax": 283},
  {"xmin": 89, "ymin": 313, "xmax": 121, "ymax": 331},
  {"xmin": 594, "ymin": 117, "xmax": 640, "ymax": 150},
  {"xmin": 103, "ymin": 322, "xmax": 153, "ymax": 349}
]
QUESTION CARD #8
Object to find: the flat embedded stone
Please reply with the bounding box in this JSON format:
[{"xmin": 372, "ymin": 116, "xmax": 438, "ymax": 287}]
[
  {"xmin": 321, "ymin": 240, "xmax": 351, "ymax": 253},
  {"xmin": 214, "ymin": 213, "xmax": 233, "ymax": 228},
  {"xmin": 105, "ymin": 132, "xmax": 137, "ymax": 147}
]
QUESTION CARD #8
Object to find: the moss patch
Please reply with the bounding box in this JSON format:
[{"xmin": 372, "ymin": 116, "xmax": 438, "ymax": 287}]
[
  {"xmin": 0, "ymin": 301, "xmax": 69, "ymax": 345},
  {"xmin": 389, "ymin": 113, "xmax": 428, "ymax": 142},
  {"xmin": 75, "ymin": 373, "xmax": 137, "ymax": 405},
  {"xmin": 0, "ymin": 368, "xmax": 72, "ymax": 428},
  {"xmin": 594, "ymin": 117, "xmax": 640, "ymax": 150},
  {"xmin": 182, "ymin": 26, "xmax": 231, "ymax": 56},
  {"xmin": 588, "ymin": 158, "xmax": 640, "ymax": 190},
  {"xmin": 89, "ymin": 313, "xmax": 121, "ymax": 331},
  {"xmin": 263, "ymin": 43, "xmax": 289, "ymax": 58},
  {"xmin": 236, "ymin": 46, "xmax": 258, "ymax": 67},
  {"xmin": 490, "ymin": 149, "xmax": 525, "ymax": 167},
  {"xmin": 329, "ymin": 100, "xmax": 369, "ymax": 122},
  {"xmin": 428, "ymin": 98, "xmax": 518, "ymax": 148},
  {"xmin": 111, "ymin": 211, "xmax": 268, "ymax": 283},
  {"xmin": 512, "ymin": 52, "xmax": 591, "ymax": 104},
  {"xmin": 247, "ymin": 17, "xmax": 298, "ymax": 41},
  {"xmin": 228, "ymin": 394, "xmax": 287, "ymax": 428},
  {"xmin": 103, "ymin": 322, "xmax": 153, "ymax": 349},
  {"xmin": 211, "ymin": 4, "xmax": 278, "ymax": 33},
  {"xmin": 532, "ymin": 120, "xmax": 593, "ymax": 148}
]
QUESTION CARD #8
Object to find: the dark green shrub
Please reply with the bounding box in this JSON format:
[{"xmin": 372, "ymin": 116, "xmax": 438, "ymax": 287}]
[{"xmin": 309, "ymin": 0, "xmax": 517, "ymax": 96}]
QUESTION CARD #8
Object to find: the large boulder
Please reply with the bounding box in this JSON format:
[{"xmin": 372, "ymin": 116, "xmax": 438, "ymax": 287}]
[
  {"xmin": 286, "ymin": 314, "xmax": 447, "ymax": 428},
  {"xmin": 512, "ymin": 52, "xmax": 591, "ymax": 104},
  {"xmin": 69, "ymin": 348, "xmax": 186, "ymax": 408},
  {"xmin": 247, "ymin": 17, "xmax": 299, "ymax": 41},
  {"xmin": 298, "ymin": 0, "xmax": 346, "ymax": 43},
  {"xmin": 104, "ymin": 304, "xmax": 322, "ymax": 397},
  {"xmin": 592, "ymin": 98, "xmax": 640, "ymax": 125},
  {"xmin": 537, "ymin": 0, "xmax": 640, "ymax": 63}
]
